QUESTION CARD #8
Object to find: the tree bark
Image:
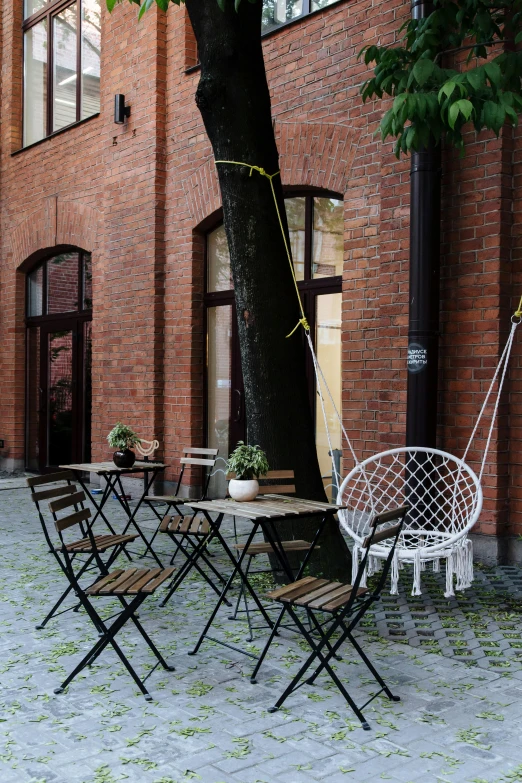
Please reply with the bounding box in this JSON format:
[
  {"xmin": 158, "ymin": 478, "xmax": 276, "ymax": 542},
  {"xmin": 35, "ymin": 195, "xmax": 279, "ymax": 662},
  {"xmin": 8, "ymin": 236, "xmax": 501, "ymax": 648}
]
[{"xmin": 185, "ymin": 0, "xmax": 350, "ymax": 578}]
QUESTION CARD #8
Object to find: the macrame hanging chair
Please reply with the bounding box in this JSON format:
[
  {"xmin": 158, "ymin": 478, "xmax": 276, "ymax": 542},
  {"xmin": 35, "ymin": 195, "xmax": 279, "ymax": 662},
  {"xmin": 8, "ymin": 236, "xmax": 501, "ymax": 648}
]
[
  {"xmin": 213, "ymin": 157, "xmax": 520, "ymax": 598},
  {"xmin": 312, "ymin": 316, "xmax": 520, "ymax": 598}
]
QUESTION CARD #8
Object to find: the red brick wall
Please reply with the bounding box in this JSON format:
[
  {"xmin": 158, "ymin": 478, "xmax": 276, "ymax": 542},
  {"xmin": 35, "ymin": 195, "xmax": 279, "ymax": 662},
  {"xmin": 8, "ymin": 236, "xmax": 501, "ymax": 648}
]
[{"xmin": 0, "ymin": 0, "xmax": 521, "ymax": 549}]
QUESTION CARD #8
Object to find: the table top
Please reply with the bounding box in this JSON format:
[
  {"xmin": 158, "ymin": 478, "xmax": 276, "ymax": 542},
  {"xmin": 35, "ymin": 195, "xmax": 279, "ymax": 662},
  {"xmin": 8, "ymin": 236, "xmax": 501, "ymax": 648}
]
[
  {"xmin": 185, "ymin": 494, "xmax": 346, "ymax": 521},
  {"xmin": 60, "ymin": 462, "xmax": 167, "ymax": 475}
]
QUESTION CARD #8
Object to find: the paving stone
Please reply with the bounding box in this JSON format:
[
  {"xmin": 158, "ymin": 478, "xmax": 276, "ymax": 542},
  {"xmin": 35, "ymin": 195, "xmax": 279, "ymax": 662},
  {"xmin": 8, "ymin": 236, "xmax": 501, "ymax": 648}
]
[{"xmin": 2, "ymin": 490, "xmax": 522, "ymax": 782}]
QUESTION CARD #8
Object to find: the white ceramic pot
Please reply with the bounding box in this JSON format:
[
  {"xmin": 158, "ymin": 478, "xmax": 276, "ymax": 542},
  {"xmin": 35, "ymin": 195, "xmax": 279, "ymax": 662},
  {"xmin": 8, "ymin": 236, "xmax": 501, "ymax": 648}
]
[{"xmin": 228, "ymin": 478, "xmax": 259, "ymax": 502}]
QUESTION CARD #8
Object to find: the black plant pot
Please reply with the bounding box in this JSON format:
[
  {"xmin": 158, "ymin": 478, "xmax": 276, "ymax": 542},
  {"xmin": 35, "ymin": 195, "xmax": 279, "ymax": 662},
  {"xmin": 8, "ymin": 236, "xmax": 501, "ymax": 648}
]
[{"xmin": 113, "ymin": 449, "xmax": 136, "ymax": 468}]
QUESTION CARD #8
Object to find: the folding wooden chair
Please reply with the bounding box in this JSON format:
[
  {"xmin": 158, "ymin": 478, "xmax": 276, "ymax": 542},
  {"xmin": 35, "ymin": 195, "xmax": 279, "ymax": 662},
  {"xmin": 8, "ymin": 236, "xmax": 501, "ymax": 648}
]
[
  {"xmin": 27, "ymin": 471, "xmax": 137, "ymax": 630},
  {"xmin": 144, "ymin": 448, "xmax": 229, "ymax": 605},
  {"xmin": 253, "ymin": 505, "xmax": 409, "ymax": 730},
  {"xmin": 49, "ymin": 489, "xmax": 175, "ymax": 700},
  {"xmin": 228, "ymin": 470, "xmax": 319, "ymax": 640},
  {"xmin": 143, "ymin": 447, "xmax": 218, "ymax": 558}
]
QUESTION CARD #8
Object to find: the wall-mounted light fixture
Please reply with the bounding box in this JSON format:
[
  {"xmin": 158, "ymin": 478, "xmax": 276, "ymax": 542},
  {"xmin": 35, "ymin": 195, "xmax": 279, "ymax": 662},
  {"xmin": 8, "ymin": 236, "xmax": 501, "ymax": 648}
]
[{"xmin": 114, "ymin": 94, "xmax": 131, "ymax": 124}]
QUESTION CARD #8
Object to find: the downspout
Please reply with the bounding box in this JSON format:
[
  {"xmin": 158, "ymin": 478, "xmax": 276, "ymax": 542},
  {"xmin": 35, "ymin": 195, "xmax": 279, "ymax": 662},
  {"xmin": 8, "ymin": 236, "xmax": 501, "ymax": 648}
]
[{"xmin": 406, "ymin": 0, "xmax": 442, "ymax": 449}]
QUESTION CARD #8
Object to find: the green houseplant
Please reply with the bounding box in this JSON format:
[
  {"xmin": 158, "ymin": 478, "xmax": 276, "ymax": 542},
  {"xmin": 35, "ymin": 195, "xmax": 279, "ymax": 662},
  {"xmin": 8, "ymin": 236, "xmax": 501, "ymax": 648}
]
[
  {"xmin": 107, "ymin": 423, "xmax": 141, "ymax": 468},
  {"xmin": 227, "ymin": 441, "xmax": 269, "ymax": 502}
]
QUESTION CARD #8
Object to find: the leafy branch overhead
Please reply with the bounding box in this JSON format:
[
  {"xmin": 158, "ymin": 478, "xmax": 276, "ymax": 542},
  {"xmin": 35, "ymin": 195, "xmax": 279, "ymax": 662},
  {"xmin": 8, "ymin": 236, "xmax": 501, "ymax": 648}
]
[{"xmin": 360, "ymin": 0, "xmax": 522, "ymax": 156}]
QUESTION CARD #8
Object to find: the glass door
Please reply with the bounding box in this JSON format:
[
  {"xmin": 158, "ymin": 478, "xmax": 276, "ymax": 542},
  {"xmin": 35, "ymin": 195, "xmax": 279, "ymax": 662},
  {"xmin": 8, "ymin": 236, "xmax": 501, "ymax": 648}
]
[{"xmin": 25, "ymin": 251, "xmax": 92, "ymax": 471}]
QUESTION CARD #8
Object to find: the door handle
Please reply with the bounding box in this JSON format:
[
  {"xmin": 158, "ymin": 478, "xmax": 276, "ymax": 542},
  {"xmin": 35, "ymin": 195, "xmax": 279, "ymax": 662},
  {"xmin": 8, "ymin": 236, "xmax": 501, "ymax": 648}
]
[{"xmin": 232, "ymin": 389, "xmax": 243, "ymax": 423}]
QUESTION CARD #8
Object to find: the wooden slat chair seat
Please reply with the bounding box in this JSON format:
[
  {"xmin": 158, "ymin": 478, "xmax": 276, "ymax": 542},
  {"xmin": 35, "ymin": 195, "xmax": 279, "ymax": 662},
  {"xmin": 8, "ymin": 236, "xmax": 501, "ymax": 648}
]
[
  {"xmin": 66, "ymin": 533, "xmax": 137, "ymax": 554},
  {"xmin": 26, "ymin": 472, "xmax": 136, "ymax": 630},
  {"xmin": 234, "ymin": 539, "xmax": 313, "ymax": 556},
  {"xmin": 159, "ymin": 515, "xmax": 210, "ymax": 536},
  {"xmin": 254, "ymin": 506, "xmax": 410, "ymax": 731},
  {"xmin": 49, "ymin": 491, "xmax": 176, "ymax": 701}
]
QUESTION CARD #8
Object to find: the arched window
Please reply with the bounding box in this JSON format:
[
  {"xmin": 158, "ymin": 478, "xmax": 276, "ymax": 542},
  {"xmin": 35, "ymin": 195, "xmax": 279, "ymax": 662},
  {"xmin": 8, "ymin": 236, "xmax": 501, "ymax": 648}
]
[
  {"xmin": 26, "ymin": 250, "xmax": 92, "ymax": 470},
  {"xmin": 205, "ymin": 193, "xmax": 343, "ymax": 496}
]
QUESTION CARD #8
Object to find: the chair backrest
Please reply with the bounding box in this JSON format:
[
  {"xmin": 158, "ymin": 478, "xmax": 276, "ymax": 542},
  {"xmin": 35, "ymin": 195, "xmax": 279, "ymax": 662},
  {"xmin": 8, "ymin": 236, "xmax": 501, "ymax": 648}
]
[
  {"xmin": 49, "ymin": 490, "xmax": 91, "ymax": 532},
  {"xmin": 48, "ymin": 490, "xmax": 95, "ymax": 581},
  {"xmin": 176, "ymin": 448, "xmax": 219, "ymax": 499},
  {"xmin": 226, "ymin": 470, "xmax": 295, "ymax": 497},
  {"xmin": 27, "ymin": 471, "xmax": 80, "ymax": 551},
  {"xmin": 353, "ymin": 505, "xmax": 409, "ymax": 597}
]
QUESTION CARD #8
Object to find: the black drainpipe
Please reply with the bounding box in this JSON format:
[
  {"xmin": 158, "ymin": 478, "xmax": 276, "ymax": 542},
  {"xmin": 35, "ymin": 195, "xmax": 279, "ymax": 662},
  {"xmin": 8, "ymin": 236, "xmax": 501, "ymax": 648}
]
[{"xmin": 406, "ymin": 0, "xmax": 442, "ymax": 449}]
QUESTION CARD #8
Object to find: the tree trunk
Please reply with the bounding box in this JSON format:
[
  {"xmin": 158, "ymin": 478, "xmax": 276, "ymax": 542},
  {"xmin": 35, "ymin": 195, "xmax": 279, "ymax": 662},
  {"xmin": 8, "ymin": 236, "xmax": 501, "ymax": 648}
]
[{"xmin": 185, "ymin": 0, "xmax": 350, "ymax": 578}]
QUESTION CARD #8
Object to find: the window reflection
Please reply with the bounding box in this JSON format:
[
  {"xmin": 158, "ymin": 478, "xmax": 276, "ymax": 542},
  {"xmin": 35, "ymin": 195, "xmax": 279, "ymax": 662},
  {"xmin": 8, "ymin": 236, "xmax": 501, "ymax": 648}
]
[
  {"xmin": 23, "ymin": 21, "xmax": 48, "ymax": 146},
  {"xmin": 81, "ymin": 0, "xmax": 101, "ymax": 119},
  {"xmin": 286, "ymin": 197, "xmax": 306, "ymax": 282},
  {"xmin": 207, "ymin": 224, "xmax": 233, "ymax": 293},
  {"xmin": 53, "ymin": 4, "xmax": 78, "ymax": 132},
  {"xmin": 27, "ymin": 265, "xmax": 44, "ymax": 317},
  {"xmin": 312, "ymin": 197, "xmax": 343, "ymax": 278}
]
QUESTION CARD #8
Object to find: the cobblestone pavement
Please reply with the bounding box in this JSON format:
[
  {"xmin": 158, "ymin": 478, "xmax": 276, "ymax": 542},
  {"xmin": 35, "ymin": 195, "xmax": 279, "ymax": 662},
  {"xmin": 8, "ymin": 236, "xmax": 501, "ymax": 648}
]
[{"xmin": 2, "ymin": 485, "xmax": 522, "ymax": 783}]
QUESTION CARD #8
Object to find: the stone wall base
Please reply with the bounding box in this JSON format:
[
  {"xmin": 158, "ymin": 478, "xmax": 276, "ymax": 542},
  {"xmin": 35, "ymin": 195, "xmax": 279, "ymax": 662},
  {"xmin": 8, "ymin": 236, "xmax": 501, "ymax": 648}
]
[{"xmin": 470, "ymin": 533, "xmax": 522, "ymax": 566}]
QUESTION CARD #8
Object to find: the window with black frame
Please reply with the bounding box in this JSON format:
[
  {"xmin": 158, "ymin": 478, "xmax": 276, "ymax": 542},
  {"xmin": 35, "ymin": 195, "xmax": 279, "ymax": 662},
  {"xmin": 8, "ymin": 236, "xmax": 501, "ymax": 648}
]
[
  {"xmin": 23, "ymin": 0, "xmax": 101, "ymax": 147},
  {"xmin": 205, "ymin": 194, "xmax": 344, "ymax": 498},
  {"xmin": 262, "ymin": 0, "xmax": 341, "ymax": 34}
]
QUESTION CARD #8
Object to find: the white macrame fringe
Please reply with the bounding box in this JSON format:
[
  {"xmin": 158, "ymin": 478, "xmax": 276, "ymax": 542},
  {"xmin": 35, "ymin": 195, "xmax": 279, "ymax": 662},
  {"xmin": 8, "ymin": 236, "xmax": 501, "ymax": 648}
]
[
  {"xmin": 351, "ymin": 545, "xmax": 360, "ymax": 586},
  {"xmin": 444, "ymin": 552, "xmax": 455, "ymax": 598},
  {"xmin": 390, "ymin": 549, "xmax": 399, "ymax": 595},
  {"xmin": 455, "ymin": 539, "xmax": 473, "ymax": 590},
  {"xmin": 433, "ymin": 558, "xmax": 440, "ymax": 572},
  {"xmin": 412, "ymin": 550, "xmax": 423, "ymax": 596}
]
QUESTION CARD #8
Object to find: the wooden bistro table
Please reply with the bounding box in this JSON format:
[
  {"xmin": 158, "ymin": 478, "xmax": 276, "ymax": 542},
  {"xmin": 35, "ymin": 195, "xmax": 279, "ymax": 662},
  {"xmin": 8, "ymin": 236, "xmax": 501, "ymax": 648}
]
[
  {"xmin": 185, "ymin": 495, "xmax": 346, "ymax": 662},
  {"xmin": 59, "ymin": 462, "xmax": 167, "ymax": 568}
]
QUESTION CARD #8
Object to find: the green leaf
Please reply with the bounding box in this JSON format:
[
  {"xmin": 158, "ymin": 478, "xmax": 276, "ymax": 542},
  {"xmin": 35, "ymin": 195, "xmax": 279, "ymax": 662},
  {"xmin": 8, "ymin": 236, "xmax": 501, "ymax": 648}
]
[
  {"xmin": 466, "ymin": 68, "xmax": 485, "ymax": 92},
  {"xmin": 516, "ymin": 31, "xmax": 522, "ymax": 45},
  {"xmin": 484, "ymin": 61, "xmax": 501, "ymax": 87},
  {"xmin": 448, "ymin": 101, "xmax": 460, "ymax": 129},
  {"xmin": 413, "ymin": 58, "xmax": 435, "ymax": 87},
  {"xmin": 438, "ymin": 81, "xmax": 457, "ymax": 103},
  {"xmin": 456, "ymin": 99, "xmax": 473, "ymax": 122},
  {"xmin": 106, "ymin": 0, "xmax": 117, "ymax": 11},
  {"xmin": 156, "ymin": 0, "xmax": 170, "ymax": 9},
  {"xmin": 392, "ymin": 93, "xmax": 407, "ymax": 115},
  {"xmin": 138, "ymin": 0, "xmax": 154, "ymax": 18}
]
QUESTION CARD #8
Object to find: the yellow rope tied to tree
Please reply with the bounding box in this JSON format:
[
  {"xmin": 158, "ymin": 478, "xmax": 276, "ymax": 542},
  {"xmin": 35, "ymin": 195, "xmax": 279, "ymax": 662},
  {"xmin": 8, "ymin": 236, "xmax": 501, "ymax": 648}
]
[
  {"xmin": 215, "ymin": 160, "xmax": 310, "ymax": 337},
  {"xmin": 515, "ymin": 295, "xmax": 522, "ymax": 319}
]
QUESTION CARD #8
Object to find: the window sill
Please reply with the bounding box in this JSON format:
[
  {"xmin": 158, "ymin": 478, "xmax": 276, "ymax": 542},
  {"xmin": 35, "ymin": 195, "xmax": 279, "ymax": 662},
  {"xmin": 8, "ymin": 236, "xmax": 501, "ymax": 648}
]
[{"xmin": 12, "ymin": 113, "xmax": 100, "ymax": 156}]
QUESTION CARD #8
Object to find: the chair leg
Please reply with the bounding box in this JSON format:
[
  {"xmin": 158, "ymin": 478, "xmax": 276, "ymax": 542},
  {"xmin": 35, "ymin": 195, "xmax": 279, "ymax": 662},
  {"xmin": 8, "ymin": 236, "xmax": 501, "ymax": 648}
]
[
  {"xmin": 345, "ymin": 630, "xmax": 399, "ymax": 702},
  {"xmin": 268, "ymin": 606, "xmax": 371, "ymax": 730},
  {"xmin": 160, "ymin": 533, "xmax": 231, "ymax": 607},
  {"xmin": 54, "ymin": 594, "xmax": 168, "ymax": 701},
  {"xmin": 250, "ymin": 604, "xmax": 286, "ymax": 683}
]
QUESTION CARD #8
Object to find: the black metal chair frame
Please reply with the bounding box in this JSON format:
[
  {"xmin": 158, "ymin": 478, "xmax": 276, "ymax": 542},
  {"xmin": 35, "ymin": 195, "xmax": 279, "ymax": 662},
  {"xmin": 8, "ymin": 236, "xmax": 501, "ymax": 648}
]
[
  {"xmin": 49, "ymin": 493, "xmax": 175, "ymax": 701},
  {"xmin": 251, "ymin": 505, "xmax": 410, "ymax": 730},
  {"xmin": 27, "ymin": 471, "xmax": 135, "ymax": 630},
  {"xmin": 144, "ymin": 448, "xmax": 226, "ymax": 604}
]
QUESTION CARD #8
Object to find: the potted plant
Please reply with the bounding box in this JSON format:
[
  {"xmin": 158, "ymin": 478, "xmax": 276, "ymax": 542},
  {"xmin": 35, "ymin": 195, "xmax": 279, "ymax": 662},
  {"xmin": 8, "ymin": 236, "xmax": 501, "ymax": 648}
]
[
  {"xmin": 227, "ymin": 441, "xmax": 269, "ymax": 502},
  {"xmin": 107, "ymin": 423, "xmax": 141, "ymax": 468}
]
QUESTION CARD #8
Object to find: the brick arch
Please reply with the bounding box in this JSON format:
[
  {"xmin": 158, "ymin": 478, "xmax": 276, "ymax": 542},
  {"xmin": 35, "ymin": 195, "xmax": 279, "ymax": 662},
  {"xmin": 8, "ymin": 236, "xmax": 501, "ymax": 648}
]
[
  {"xmin": 10, "ymin": 197, "xmax": 101, "ymax": 269},
  {"xmin": 183, "ymin": 121, "xmax": 360, "ymax": 226}
]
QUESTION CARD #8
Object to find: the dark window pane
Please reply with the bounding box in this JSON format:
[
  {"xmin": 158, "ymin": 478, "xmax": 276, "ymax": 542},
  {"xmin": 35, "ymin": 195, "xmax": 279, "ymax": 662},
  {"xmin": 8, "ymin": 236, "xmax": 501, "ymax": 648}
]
[
  {"xmin": 48, "ymin": 330, "xmax": 73, "ymax": 466},
  {"xmin": 47, "ymin": 252, "xmax": 80, "ymax": 314},
  {"xmin": 26, "ymin": 326, "xmax": 41, "ymax": 471},
  {"xmin": 81, "ymin": 0, "xmax": 101, "ymax": 119},
  {"xmin": 262, "ymin": 0, "xmax": 303, "ymax": 32},
  {"xmin": 23, "ymin": 20, "xmax": 48, "ymax": 146},
  {"xmin": 25, "ymin": 0, "xmax": 47, "ymax": 19},
  {"xmin": 83, "ymin": 321, "xmax": 92, "ymax": 461},
  {"xmin": 207, "ymin": 224, "xmax": 232, "ymax": 293},
  {"xmin": 53, "ymin": 3, "xmax": 78, "ymax": 132},
  {"xmin": 285, "ymin": 197, "xmax": 306, "ymax": 281},
  {"xmin": 311, "ymin": 0, "xmax": 338, "ymax": 10},
  {"xmin": 27, "ymin": 265, "xmax": 44, "ymax": 317},
  {"xmin": 312, "ymin": 197, "xmax": 344, "ymax": 279},
  {"xmin": 83, "ymin": 253, "xmax": 93, "ymax": 309}
]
